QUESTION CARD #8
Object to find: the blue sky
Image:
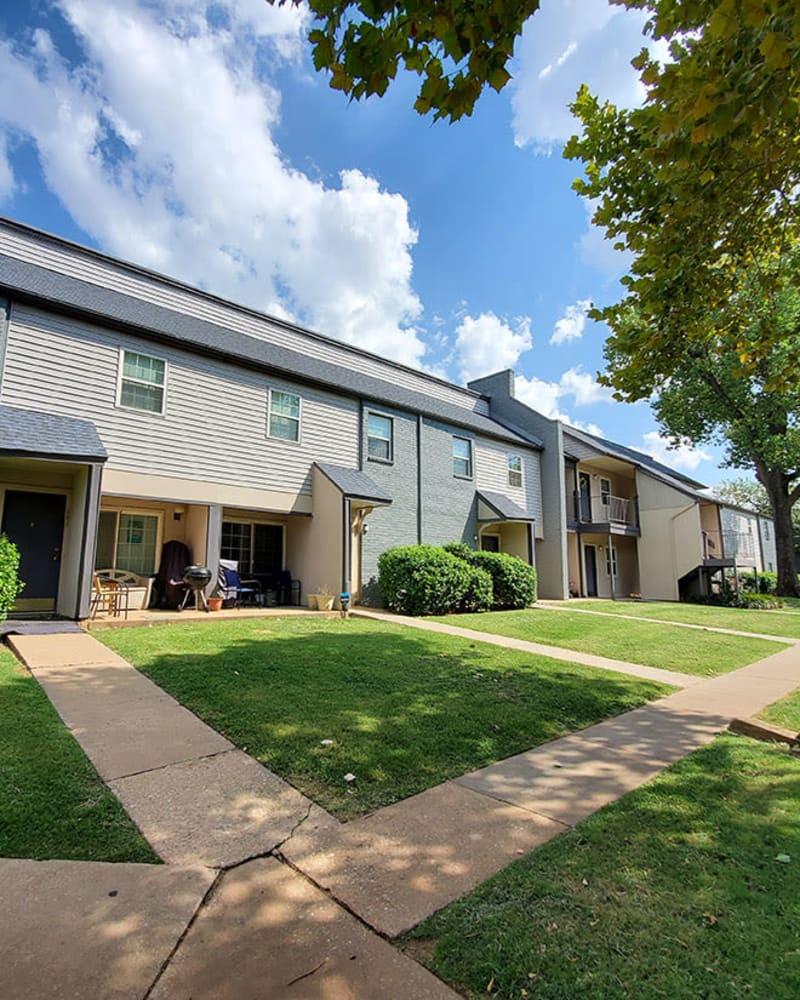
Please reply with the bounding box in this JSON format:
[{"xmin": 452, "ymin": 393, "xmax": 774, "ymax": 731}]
[{"xmin": 0, "ymin": 0, "xmax": 738, "ymax": 484}]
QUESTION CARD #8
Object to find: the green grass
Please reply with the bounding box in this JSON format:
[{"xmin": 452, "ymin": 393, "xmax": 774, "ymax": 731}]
[
  {"xmin": 0, "ymin": 648, "xmax": 158, "ymax": 862},
  {"xmin": 561, "ymin": 598, "xmax": 800, "ymax": 639},
  {"xmin": 405, "ymin": 734, "xmax": 800, "ymax": 1000},
  {"xmin": 97, "ymin": 618, "xmax": 671, "ymax": 819},
  {"xmin": 759, "ymin": 688, "xmax": 800, "ymax": 732},
  {"xmin": 432, "ymin": 608, "xmax": 787, "ymax": 676}
]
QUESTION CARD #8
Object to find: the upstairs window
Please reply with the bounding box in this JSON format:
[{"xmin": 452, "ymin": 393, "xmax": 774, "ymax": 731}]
[
  {"xmin": 600, "ymin": 477, "xmax": 612, "ymax": 505},
  {"xmin": 367, "ymin": 413, "xmax": 393, "ymax": 462},
  {"xmin": 508, "ymin": 453, "xmax": 523, "ymax": 488},
  {"xmin": 118, "ymin": 350, "xmax": 166, "ymax": 413},
  {"xmin": 452, "ymin": 436, "xmax": 473, "ymax": 478},
  {"xmin": 268, "ymin": 389, "xmax": 300, "ymax": 442}
]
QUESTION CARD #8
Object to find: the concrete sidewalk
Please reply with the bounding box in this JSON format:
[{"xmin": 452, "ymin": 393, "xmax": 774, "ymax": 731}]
[{"xmin": 3, "ymin": 623, "xmax": 800, "ymax": 998}]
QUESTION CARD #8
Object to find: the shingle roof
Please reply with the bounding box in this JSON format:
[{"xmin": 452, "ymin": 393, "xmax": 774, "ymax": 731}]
[
  {"xmin": 0, "ymin": 253, "xmax": 542, "ymax": 451},
  {"xmin": 477, "ymin": 490, "xmax": 536, "ymax": 521},
  {"xmin": 0, "ymin": 404, "xmax": 107, "ymax": 461},
  {"xmin": 562, "ymin": 425, "xmax": 707, "ymax": 497},
  {"xmin": 315, "ymin": 463, "xmax": 392, "ymax": 504}
]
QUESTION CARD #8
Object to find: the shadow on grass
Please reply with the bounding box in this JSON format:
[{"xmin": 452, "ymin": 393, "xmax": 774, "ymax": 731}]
[
  {"xmin": 407, "ymin": 733, "xmax": 800, "ymax": 1000},
  {"xmin": 0, "ymin": 651, "xmax": 157, "ymax": 862},
  {"xmin": 120, "ymin": 620, "xmax": 671, "ymax": 818}
]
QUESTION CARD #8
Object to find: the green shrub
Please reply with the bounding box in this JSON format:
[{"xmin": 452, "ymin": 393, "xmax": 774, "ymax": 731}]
[
  {"xmin": 469, "ymin": 550, "xmax": 537, "ymax": 609},
  {"xmin": 378, "ymin": 545, "xmax": 477, "ymax": 616},
  {"xmin": 0, "ymin": 534, "xmax": 24, "ymax": 620},
  {"xmin": 442, "ymin": 541, "xmax": 473, "ymax": 561},
  {"xmin": 460, "ymin": 565, "xmax": 494, "ymax": 613},
  {"xmin": 689, "ymin": 590, "xmax": 784, "ymax": 610}
]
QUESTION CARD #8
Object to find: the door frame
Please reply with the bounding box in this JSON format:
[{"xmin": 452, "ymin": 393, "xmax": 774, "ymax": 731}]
[
  {"xmin": 584, "ymin": 543, "xmax": 598, "ymax": 597},
  {"xmin": 0, "ymin": 486, "xmax": 69, "ymax": 611}
]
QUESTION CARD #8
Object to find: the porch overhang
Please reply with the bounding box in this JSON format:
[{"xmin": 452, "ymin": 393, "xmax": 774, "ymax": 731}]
[
  {"xmin": 477, "ymin": 491, "xmax": 535, "ymax": 524},
  {"xmin": 0, "ymin": 404, "xmax": 108, "ymax": 464},
  {"xmin": 314, "ymin": 463, "xmax": 392, "ymax": 506}
]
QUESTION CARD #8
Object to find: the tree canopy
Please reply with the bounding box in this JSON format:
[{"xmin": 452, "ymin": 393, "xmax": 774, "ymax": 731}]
[
  {"xmin": 639, "ymin": 274, "xmax": 800, "ymax": 594},
  {"xmin": 565, "ymin": 0, "xmax": 800, "ymax": 399}
]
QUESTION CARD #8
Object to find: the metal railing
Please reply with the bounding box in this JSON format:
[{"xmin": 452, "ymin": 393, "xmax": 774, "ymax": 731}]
[
  {"xmin": 573, "ymin": 492, "xmax": 639, "ymax": 529},
  {"xmin": 702, "ymin": 530, "xmax": 758, "ymax": 561}
]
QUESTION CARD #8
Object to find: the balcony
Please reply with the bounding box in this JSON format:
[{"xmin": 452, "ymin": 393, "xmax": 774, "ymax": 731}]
[
  {"xmin": 572, "ymin": 492, "xmax": 640, "ymax": 533},
  {"xmin": 702, "ymin": 529, "xmax": 758, "ymax": 564}
]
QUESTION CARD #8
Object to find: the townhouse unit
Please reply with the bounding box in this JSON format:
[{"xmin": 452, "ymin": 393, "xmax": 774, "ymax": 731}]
[
  {"xmin": 467, "ymin": 370, "xmax": 776, "ymax": 602},
  {"xmin": 719, "ymin": 503, "xmax": 777, "ymax": 577},
  {"xmin": 0, "ymin": 218, "xmax": 543, "ymax": 619}
]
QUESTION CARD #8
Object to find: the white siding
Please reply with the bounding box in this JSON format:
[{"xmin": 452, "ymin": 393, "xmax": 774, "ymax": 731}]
[
  {"xmin": 475, "ymin": 439, "xmax": 543, "ymax": 527},
  {"xmin": 562, "ymin": 433, "xmax": 606, "ymax": 463},
  {"xmin": 2, "ymin": 305, "xmax": 358, "ymax": 495},
  {"xmin": 0, "ymin": 224, "xmax": 489, "ymax": 415}
]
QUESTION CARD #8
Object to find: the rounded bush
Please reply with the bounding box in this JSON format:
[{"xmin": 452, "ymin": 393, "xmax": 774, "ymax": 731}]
[
  {"xmin": 460, "ymin": 565, "xmax": 493, "ymax": 613},
  {"xmin": 468, "ymin": 550, "xmax": 537, "ymax": 609},
  {"xmin": 378, "ymin": 544, "xmax": 477, "ymax": 616},
  {"xmin": 0, "ymin": 534, "xmax": 24, "ymax": 621}
]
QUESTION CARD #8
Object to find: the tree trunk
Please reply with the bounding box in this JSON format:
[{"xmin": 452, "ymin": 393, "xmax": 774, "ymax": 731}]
[{"xmin": 757, "ymin": 465, "xmax": 800, "ymax": 597}]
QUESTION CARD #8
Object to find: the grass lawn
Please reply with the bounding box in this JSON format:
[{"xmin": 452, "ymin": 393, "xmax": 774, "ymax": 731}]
[
  {"xmin": 758, "ymin": 688, "xmax": 800, "ymax": 732},
  {"xmin": 560, "ymin": 598, "xmax": 800, "ymax": 640},
  {"xmin": 97, "ymin": 618, "xmax": 672, "ymax": 819},
  {"xmin": 405, "ymin": 734, "xmax": 800, "ymax": 1000},
  {"xmin": 431, "ymin": 609, "xmax": 785, "ymax": 676},
  {"xmin": 0, "ymin": 648, "xmax": 158, "ymax": 862}
]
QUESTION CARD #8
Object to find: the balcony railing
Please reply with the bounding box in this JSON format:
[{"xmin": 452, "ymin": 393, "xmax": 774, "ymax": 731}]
[
  {"xmin": 573, "ymin": 492, "xmax": 639, "ymax": 529},
  {"xmin": 702, "ymin": 530, "xmax": 758, "ymax": 561}
]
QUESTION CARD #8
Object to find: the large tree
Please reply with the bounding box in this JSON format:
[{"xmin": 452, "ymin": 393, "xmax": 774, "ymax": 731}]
[
  {"xmin": 276, "ymin": 0, "xmax": 800, "ymax": 379},
  {"xmin": 627, "ymin": 285, "xmax": 800, "ymax": 595}
]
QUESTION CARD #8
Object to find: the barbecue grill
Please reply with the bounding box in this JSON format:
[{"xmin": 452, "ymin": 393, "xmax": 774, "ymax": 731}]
[{"xmin": 179, "ymin": 565, "xmax": 213, "ymax": 612}]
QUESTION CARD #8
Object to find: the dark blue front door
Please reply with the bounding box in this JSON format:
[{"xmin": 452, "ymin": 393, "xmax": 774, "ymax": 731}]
[
  {"xmin": 1, "ymin": 491, "xmax": 66, "ymax": 600},
  {"xmin": 584, "ymin": 545, "xmax": 598, "ymax": 597}
]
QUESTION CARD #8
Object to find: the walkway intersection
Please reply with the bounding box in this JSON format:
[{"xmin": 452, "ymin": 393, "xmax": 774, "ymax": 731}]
[{"xmin": 3, "ymin": 614, "xmax": 800, "ymax": 998}]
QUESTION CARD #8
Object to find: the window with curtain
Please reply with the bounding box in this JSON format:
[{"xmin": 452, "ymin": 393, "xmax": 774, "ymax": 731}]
[
  {"xmin": 367, "ymin": 413, "xmax": 393, "ymax": 461},
  {"xmin": 95, "ymin": 510, "xmax": 160, "ymax": 575},
  {"xmin": 452, "ymin": 436, "xmax": 473, "ymax": 478},
  {"xmin": 268, "ymin": 389, "xmax": 300, "ymax": 441}
]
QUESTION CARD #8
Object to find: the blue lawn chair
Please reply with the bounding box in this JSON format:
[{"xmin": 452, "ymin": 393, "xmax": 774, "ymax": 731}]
[{"xmin": 218, "ymin": 559, "xmax": 262, "ymax": 607}]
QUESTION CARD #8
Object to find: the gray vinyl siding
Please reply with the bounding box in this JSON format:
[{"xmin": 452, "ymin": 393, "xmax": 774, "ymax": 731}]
[
  {"xmin": 2, "ymin": 304, "xmax": 358, "ymax": 494},
  {"xmin": 562, "ymin": 432, "xmax": 606, "ymax": 463},
  {"xmin": 0, "ymin": 224, "xmax": 490, "ymax": 416},
  {"xmin": 474, "ymin": 439, "xmax": 542, "ymax": 530}
]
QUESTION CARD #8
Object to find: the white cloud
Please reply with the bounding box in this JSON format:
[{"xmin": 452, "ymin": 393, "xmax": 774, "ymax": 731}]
[
  {"xmin": 514, "ymin": 365, "xmax": 614, "ymax": 420},
  {"xmin": 511, "ymin": 0, "xmax": 666, "ymax": 152},
  {"xmin": 0, "ymin": 0, "xmax": 427, "ymax": 366},
  {"xmin": 550, "ymin": 298, "xmax": 591, "ymax": 345},
  {"xmin": 454, "ymin": 312, "xmax": 532, "ymax": 382},
  {"xmin": 0, "ymin": 130, "xmax": 13, "ymax": 201},
  {"xmin": 638, "ymin": 432, "xmax": 712, "ymax": 472}
]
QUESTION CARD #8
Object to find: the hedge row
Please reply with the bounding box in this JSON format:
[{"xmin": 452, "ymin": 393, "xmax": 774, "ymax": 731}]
[{"xmin": 378, "ymin": 543, "xmax": 536, "ymax": 616}]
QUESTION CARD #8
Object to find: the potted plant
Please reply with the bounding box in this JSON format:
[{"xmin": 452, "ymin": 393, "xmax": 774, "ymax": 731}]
[
  {"xmin": 207, "ymin": 589, "xmax": 224, "ymax": 612},
  {"xmin": 308, "ymin": 585, "xmax": 334, "ymax": 611}
]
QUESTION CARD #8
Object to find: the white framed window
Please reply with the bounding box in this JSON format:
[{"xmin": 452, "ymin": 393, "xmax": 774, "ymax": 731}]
[
  {"xmin": 95, "ymin": 509, "xmax": 162, "ymax": 576},
  {"xmin": 367, "ymin": 413, "xmax": 393, "ymax": 462},
  {"xmin": 600, "ymin": 477, "xmax": 611, "ymax": 506},
  {"xmin": 508, "ymin": 453, "xmax": 523, "ymax": 488},
  {"xmin": 605, "ymin": 543, "xmax": 617, "ymax": 577},
  {"xmin": 117, "ymin": 350, "xmax": 166, "ymax": 414},
  {"xmin": 452, "ymin": 436, "xmax": 473, "ymax": 478},
  {"xmin": 268, "ymin": 389, "xmax": 300, "ymax": 442}
]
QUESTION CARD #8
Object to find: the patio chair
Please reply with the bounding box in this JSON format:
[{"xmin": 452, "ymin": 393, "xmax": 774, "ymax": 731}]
[
  {"xmin": 218, "ymin": 559, "xmax": 262, "ymax": 607},
  {"xmin": 90, "ymin": 573, "xmax": 130, "ymax": 619}
]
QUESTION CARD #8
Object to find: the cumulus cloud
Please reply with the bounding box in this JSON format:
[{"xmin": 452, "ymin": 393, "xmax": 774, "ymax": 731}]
[
  {"xmin": 511, "ymin": 0, "xmax": 666, "ymax": 151},
  {"xmin": 550, "ymin": 298, "xmax": 591, "ymax": 345},
  {"xmin": 638, "ymin": 432, "xmax": 712, "ymax": 472},
  {"xmin": 0, "ymin": 0, "xmax": 427, "ymax": 366},
  {"xmin": 454, "ymin": 311, "xmax": 532, "ymax": 382},
  {"xmin": 0, "ymin": 130, "xmax": 13, "ymax": 201},
  {"xmin": 515, "ymin": 365, "xmax": 614, "ymax": 421}
]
